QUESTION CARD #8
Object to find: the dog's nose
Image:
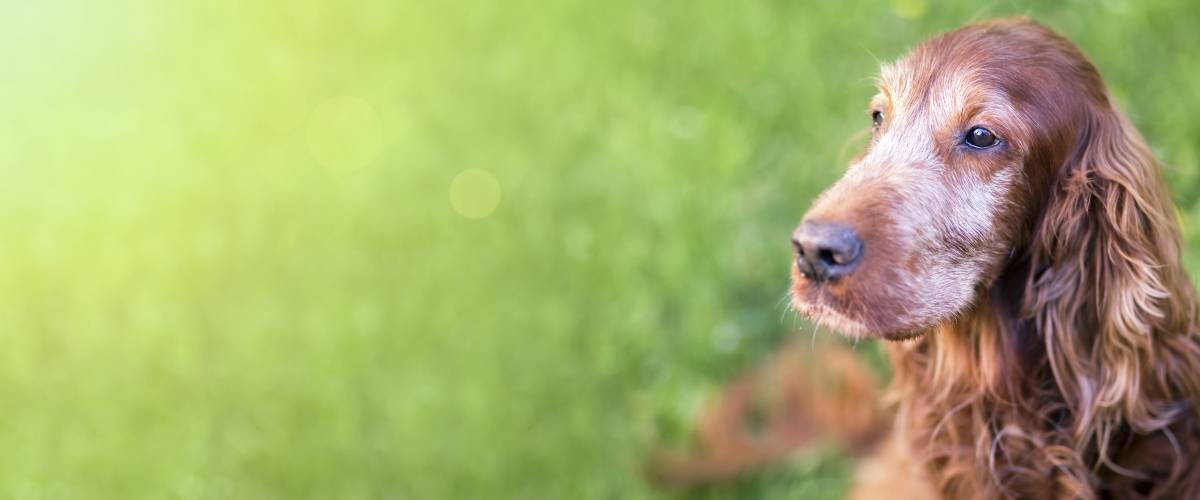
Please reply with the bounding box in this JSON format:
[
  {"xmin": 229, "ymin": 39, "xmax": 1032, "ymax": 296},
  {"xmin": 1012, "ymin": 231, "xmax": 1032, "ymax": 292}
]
[{"xmin": 792, "ymin": 221, "xmax": 863, "ymax": 283}]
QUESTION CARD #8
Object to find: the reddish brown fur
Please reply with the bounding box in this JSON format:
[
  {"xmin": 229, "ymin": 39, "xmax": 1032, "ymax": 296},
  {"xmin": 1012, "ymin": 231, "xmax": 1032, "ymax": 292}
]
[
  {"xmin": 651, "ymin": 18, "xmax": 1200, "ymax": 499},
  {"xmin": 649, "ymin": 338, "xmax": 884, "ymax": 487}
]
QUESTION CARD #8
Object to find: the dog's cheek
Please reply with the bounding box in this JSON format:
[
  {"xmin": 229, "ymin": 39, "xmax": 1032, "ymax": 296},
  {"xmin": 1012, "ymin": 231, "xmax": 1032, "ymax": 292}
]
[{"xmin": 930, "ymin": 167, "xmax": 1019, "ymax": 286}]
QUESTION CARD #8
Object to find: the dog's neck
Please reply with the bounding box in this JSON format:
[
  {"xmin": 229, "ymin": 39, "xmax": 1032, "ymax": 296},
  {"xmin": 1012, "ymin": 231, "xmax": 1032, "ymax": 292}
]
[
  {"xmin": 881, "ymin": 288, "xmax": 1074, "ymax": 497},
  {"xmin": 883, "ymin": 255, "xmax": 1200, "ymax": 498},
  {"xmin": 886, "ymin": 254, "xmax": 1039, "ymax": 400}
]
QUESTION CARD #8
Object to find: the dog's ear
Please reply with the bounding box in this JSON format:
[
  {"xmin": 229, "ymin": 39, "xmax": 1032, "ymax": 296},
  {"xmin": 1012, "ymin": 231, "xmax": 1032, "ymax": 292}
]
[{"xmin": 1024, "ymin": 96, "xmax": 1195, "ymax": 455}]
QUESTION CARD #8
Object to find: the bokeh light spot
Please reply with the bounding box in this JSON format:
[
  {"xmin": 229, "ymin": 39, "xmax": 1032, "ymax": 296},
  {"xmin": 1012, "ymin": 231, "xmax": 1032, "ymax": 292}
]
[
  {"xmin": 890, "ymin": 0, "xmax": 926, "ymax": 19},
  {"xmin": 307, "ymin": 96, "xmax": 382, "ymax": 172},
  {"xmin": 450, "ymin": 168, "xmax": 502, "ymax": 219}
]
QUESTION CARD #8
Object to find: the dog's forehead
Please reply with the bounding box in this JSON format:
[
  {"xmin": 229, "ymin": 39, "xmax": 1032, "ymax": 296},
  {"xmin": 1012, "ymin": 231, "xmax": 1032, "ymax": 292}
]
[
  {"xmin": 875, "ymin": 56, "xmax": 1027, "ymax": 139},
  {"xmin": 874, "ymin": 23, "xmax": 1078, "ymax": 131},
  {"xmin": 878, "ymin": 58, "xmax": 985, "ymax": 113}
]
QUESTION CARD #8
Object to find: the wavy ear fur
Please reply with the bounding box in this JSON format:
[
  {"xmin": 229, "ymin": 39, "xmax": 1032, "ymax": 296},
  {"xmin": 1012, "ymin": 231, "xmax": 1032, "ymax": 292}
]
[{"xmin": 1025, "ymin": 96, "xmax": 1200, "ymax": 477}]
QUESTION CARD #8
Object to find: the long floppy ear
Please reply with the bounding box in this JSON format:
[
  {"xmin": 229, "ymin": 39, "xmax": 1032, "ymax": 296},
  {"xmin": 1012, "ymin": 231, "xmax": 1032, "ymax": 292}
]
[{"xmin": 1024, "ymin": 96, "xmax": 1197, "ymax": 458}]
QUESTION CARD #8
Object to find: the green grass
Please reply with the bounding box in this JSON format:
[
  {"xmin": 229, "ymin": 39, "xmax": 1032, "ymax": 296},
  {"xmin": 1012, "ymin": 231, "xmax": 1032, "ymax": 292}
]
[{"xmin": 2, "ymin": 0, "xmax": 1200, "ymax": 498}]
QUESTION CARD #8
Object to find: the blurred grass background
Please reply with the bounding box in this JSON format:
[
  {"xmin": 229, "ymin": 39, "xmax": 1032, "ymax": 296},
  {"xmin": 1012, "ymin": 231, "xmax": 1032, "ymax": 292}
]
[{"xmin": 2, "ymin": 0, "xmax": 1199, "ymax": 498}]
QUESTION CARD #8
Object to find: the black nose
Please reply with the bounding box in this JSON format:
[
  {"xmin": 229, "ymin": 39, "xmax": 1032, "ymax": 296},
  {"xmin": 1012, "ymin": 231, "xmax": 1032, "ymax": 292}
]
[{"xmin": 791, "ymin": 221, "xmax": 863, "ymax": 283}]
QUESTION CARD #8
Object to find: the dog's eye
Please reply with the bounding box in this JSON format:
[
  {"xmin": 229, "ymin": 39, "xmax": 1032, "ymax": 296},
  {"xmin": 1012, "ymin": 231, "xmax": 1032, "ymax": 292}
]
[
  {"xmin": 964, "ymin": 126, "xmax": 998, "ymax": 149},
  {"xmin": 871, "ymin": 111, "xmax": 884, "ymax": 128}
]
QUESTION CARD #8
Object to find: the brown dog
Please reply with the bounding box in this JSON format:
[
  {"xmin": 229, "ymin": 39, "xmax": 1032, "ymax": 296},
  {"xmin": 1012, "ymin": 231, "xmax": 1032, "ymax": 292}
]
[{"xmin": 655, "ymin": 18, "xmax": 1200, "ymax": 499}]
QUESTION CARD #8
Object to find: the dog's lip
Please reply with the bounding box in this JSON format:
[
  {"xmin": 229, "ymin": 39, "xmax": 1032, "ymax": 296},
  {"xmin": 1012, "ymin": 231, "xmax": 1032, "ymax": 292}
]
[
  {"xmin": 790, "ymin": 277, "xmax": 841, "ymax": 314},
  {"xmin": 792, "ymin": 289, "xmax": 868, "ymax": 335},
  {"xmin": 792, "ymin": 283, "xmax": 931, "ymax": 341}
]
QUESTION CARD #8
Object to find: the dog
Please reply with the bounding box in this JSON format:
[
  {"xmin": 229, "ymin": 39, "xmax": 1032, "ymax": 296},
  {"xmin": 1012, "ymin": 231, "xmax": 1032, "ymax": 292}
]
[{"xmin": 653, "ymin": 18, "xmax": 1200, "ymax": 499}]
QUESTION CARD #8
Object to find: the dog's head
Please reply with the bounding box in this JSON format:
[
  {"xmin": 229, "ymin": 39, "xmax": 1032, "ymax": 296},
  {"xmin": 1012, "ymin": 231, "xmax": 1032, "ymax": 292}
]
[{"xmin": 791, "ymin": 18, "xmax": 1154, "ymax": 340}]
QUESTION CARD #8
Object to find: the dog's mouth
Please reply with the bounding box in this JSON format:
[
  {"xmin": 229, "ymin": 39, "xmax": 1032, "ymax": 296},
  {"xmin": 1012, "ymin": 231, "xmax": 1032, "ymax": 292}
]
[
  {"xmin": 791, "ymin": 296, "xmax": 870, "ymax": 338},
  {"xmin": 792, "ymin": 291, "xmax": 928, "ymax": 341},
  {"xmin": 789, "ymin": 264, "xmax": 931, "ymax": 341},
  {"xmin": 788, "ymin": 264, "xmax": 868, "ymax": 336}
]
